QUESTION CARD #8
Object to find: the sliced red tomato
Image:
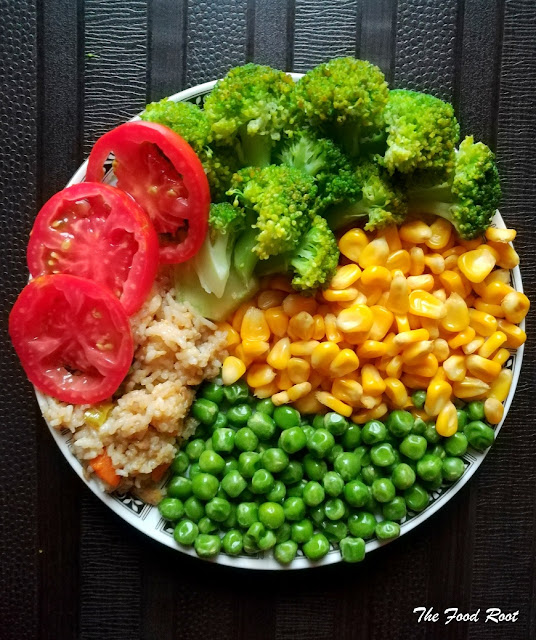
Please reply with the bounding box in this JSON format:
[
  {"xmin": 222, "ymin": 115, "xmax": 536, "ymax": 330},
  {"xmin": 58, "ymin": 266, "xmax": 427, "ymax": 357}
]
[
  {"xmin": 85, "ymin": 121, "xmax": 210, "ymax": 264},
  {"xmin": 9, "ymin": 275, "xmax": 134, "ymax": 405},
  {"xmin": 27, "ymin": 182, "xmax": 158, "ymax": 316}
]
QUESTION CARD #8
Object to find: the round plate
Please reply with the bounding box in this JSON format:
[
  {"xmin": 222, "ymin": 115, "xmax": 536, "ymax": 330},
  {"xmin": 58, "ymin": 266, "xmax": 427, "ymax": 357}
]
[{"xmin": 35, "ymin": 76, "xmax": 525, "ymax": 570}]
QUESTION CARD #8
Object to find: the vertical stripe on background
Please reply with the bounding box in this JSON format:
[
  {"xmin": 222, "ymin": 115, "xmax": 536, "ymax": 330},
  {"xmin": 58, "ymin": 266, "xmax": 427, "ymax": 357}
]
[
  {"xmin": 358, "ymin": 0, "xmax": 398, "ymax": 84},
  {"xmin": 251, "ymin": 0, "xmax": 294, "ymax": 71}
]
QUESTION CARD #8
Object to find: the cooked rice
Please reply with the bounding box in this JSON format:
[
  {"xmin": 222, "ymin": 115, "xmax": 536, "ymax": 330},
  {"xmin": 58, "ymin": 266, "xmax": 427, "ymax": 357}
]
[{"xmin": 41, "ymin": 270, "xmax": 228, "ymax": 497}]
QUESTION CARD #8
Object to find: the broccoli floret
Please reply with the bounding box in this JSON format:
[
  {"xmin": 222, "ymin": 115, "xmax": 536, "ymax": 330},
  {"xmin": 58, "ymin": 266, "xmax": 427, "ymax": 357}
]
[
  {"xmin": 294, "ymin": 57, "xmax": 389, "ymax": 158},
  {"xmin": 382, "ymin": 89, "xmax": 460, "ymax": 177},
  {"xmin": 279, "ymin": 132, "xmax": 361, "ymax": 210},
  {"xmin": 204, "ymin": 63, "xmax": 297, "ymax": 168},
  {"xmin": 407, "ymin": 136, "xmax": 501, "ymax": 239},
  {"xmin": 324, "ymin": 161, "xmax": 407, "ymax": 232}
]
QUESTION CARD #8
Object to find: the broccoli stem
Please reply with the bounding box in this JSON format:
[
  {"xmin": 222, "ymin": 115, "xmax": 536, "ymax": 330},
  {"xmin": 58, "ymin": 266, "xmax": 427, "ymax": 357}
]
[
  {"xmin": 407, "ymin": 183, "xmax": 455, "ymax": 221},
  {"xmin": 238, "ymin": 130, "xmax": 273, "ymax": 167},
  {"xmin": 233, "ymin": 226, "xmax": 260, "ymax": 283},
  {"xmin": 324, "ymin": 199, "xmax": 369, "ymax": 230}
]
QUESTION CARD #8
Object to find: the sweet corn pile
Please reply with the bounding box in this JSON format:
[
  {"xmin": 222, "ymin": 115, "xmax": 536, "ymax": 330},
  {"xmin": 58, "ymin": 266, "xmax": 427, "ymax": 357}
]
[{"xmin": 220, "ymin": 217, "xmax": 529, "ymax": 437}]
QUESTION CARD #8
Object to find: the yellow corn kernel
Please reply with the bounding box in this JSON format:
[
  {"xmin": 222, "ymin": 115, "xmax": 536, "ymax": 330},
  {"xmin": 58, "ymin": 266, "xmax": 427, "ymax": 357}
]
[
  {"xmin": 424, "ymin": 253, "xmax": 445, "ymax": 275},
  {"xmin": 489, "ymin": 368, "xmax": 513, "ymax": 402},
  {"xmin": 419, "ymin": 316, "xmax": 440, "ymax": 339},
  {"xmin": 324, "ymin": 313, "xmax": 343, "ymax": 343},
  {"xmin": 478, "ymin": 331, "xmax": 507, "ymax": 359},
  {"xmin": 406, "ymin": 274, "xmax": 435, "ymax": 291},
  {"xmin": 242, "ymin": 339, "xmax": 270, "ymax": 358},
  {"xmin": 358, "ymin": 237, "xmax": 389, "ymax": 269},
  {"xmin": 439, "ymin": 270, "xmax": 466, "ymax": 297},
  {"xmin": 329, "ymin": 349, "xmax": 360, "ymax": 378},
  {"xmin": 287, "ymin": 357, "xmax": 310, "ymax": 385},
  {"xmin": 453, "ymin": 377, "xmax": 490, "ymax": 399},
  {"xmin": 436, "ymin": 401, "xmax": 458, "ymax": 437},
  {"xmin": 409, "ymin": 290, "xmax": 446, "ymax": 319},
  {"xmin": 448, "ymin": 326, "xmax": 476, "ymax": 349},
  {"xmin": 361, "ymin": 265, "xmax": 392, "ymax": 289},
  {"xmin": 424, "ymin": 379, "xmax": 452, "ymax": 416},
  {"xmin": 232, "ymin": 301, "xmax": 255, "ymax": 333},
  {"xmin": 402, "ymin": 373, "xmax": 432, "ymax": 389},
  {"xmin": 432, "ymin": 288, "xmax": 447, "ymax": 303},
  {"xmin": 469, "ymin": 309, "xmax": 497, "ymax": 337},
  {"xmin": 292, "ymin": 392, "xmax": 326, "ymax": 414},
  {"xmin": 222, "ymin": 356, "xmax": 246, "ymax": 385},
  {"xmin": 266, "ymin": 337, "xmax": 291, "ymax": 370},
  {"xmin": 497, "ymin": 319, "xmax": 527, "ymax": 348},
  {"xmin": 289, "ymin": 340, "xmax": 320, "ymax": 357},
  {"xmin": 433, "ymin": 338, "xmax": 450, "ymax": 362},
  {"xmin": 501, "ymin": 291, "xmax": 530, "ymax": 324},
  {"xmin": 443, "ymin": 245, "xmax": 465, "ymax": 258},
  {"xmin": 240, "ymin": 307, "xmax": 270, "ymax": 342},
  {"xmin": 380, "ymin": 225, "xmax": 403, "ymax": 251},
  {"xmin": 474, "ymin": 299, "xmax": 505, "ymax": 318},
  {"xmin": 234, "ymin": 344, "xmax": 254, "ymax": 367},
  {"xmin": 492, "ymin": 348, "xmax": 511, "ymax": 366},
  {"xmin": 312, "ymin": 315, "xmax": 325, "ymax": 341},
  {"xmin": 276, "ymin": 370, "xmax": 293, "ymax": 391},
  {"xmin": 403, "ymin": 353, "xmax": 439, "ymax": 378},
  {"xmin": 330, "ymin": 264, "xmax": 362, "ymax": 290},
  {"xmin": 409, "ymin": 246, "xmax": 425, "ymax": 276},
  {"xmin": 287, "ymin": 381, "xmax": 312, "ymax": 402},
  {"xmin": 394, "ymin": 328, "xmax": 430, "ymax": 346},
  {"xmin": 272, "ymin": 390, "xmax": 291, "ymax": 406},
  {"xmin": 385, "ymin": 355, "xmax": 403, "ymax": 378},
  {"xmin": 402, "ymin": 340, "xmax": 434, "ymax": 364},
  {"xmin": 218, "ymin": 322, "xmax": 240, "ymax": 348},
  {"xmin": 359, "ymin": 394, "xmax": 382, "ymax": 409},
  {"xmin": 460, "ymin": 237, "xmax": 483, "ymax": 250},
  {"xmin": 246, "ymin": 364, "xmax": 276, "ymax": 388},
  {"xmin": 431, "ymin": 367, "xmax": 447, "ymax": 383},
  {"xmin": 458, "ymin": 247, "xmax": 496, "ymax": 283},
  {"xmin": 426, "ymin": 218, "xmax": 452, "ymax": 250},
  {"xmin": 443, "ymin": 254, "xmax": 459, "ymax": 271},
  {"xmin": 386, "ymin": 249, "xmax": 411, "ymax": 274},
  {"xmin": 357, "ymin": 340, "xmax": 388, "ymax": 359},
  {"xmin": 466, "ymin": 354, "xmax": 502, "ymax": 382},
  {"xmin": 384, "ymin": 378, "xmax": 408, "ymax": 407},
  {"xmin": 486, "ymin": 268, "xmax": 511, "ymax": 285},
  {"xmin": 488, "ymin": 241, "xmax": 520, "ymax": 269},
  {"xmin": 409, "ymin": 314, "xmax": 422, "ymax": 330},
  {"xmin": 367, "ymin": 306, "xmax": 394, "ymax": 341},
  {"xmin": 283, "ymin": 294, "xmax": 317, "ymax": 317},
  {"xmin": 269, "ymin": 275, "xmax": 293, "ymax": 292},
  {"xmin": 481, "ymin": 280, "xmax": 514, "ymax": 305},
  {"xmin": 486, "ymin": 227, "xmax": 516, "ymax": 243},
  {"xmin": 462, "ymin": 337, "xmax": 485, "ymax": 355},
  {"xmin": 315, "ymin": 391, "xmax": 353, "ymax": 417},
  {"xmin": 337, "ymin": 304, "xmax": 374, "ymax": 334},
  {"xmin": 361, "ymin": 364, "xmax": 386, "ymax": 396},
  {"xmin": 264, "ymin": 306, "xmax": 289, "ymax": 338},
  {"xmin": 331, "ymin": 378, "xmax": 363, "ymax": 406},
  {"xmin": 440, "ymin": 293, "xmax": 469, "ymax": 333},
  {"xmin": 323, "ymin": 287, "xmax": 360, "ymax": 303},
  {"xmin": 399, "ymin": 220, "xmax": 432, "ymax": 243},
  {"xmin": 383, "ymin": 332, "xmax": 400, "ymax": 357},
  {"xmin": 257, "ymin": 289, "xmax": 286, "ymax": 310},
  {"xmin": 287, "ymin": 311, "xmax": 314, "ymax": 341},
  {"xmin": 253, "ymin": 381, "xmax": 280, "ymax": 399},
  {"xmin": 339, "ymin": 228, "xmax": 369, "ymax": 262},
  {"xmin": 386, "ymin": 270, "xmax": 410, "ymax": 314},
  {"xmin": 352, "ymin": 402, "xmax": 389, "ymax": 424},
  {"xmin": 443, "ymin": 355, "xmax": 467, "ymax": 382},
  {"xmin": 309, "ymin": 370, "xmax": 324, "ymax": 390},
  {"xmin": 484, "ymin": 397, "xmax": 504, "ymax": 424},
  {"xmin": 395, "ymin": 314, "xmax": 411, "ymax": 333}
]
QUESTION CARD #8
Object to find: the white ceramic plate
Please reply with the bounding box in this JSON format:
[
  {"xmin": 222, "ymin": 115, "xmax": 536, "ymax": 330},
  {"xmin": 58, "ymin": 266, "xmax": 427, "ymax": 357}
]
[{"xmin": 35, "ymin": 75, "xmax": 525, "ymax": 570}]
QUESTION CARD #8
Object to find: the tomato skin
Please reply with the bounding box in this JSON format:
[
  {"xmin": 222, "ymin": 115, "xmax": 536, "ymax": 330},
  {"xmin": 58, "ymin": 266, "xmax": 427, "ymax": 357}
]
[
  {"xmin": 27, "ymin": 182, "xmax": 158, "ymax": 316},
  {"xmin": 9, "ymin": 275, "xmax": 134, "ymax": 405},
  {"xmin": 86, "ymin": 121, "xmax": 210, "ymax": 264}
]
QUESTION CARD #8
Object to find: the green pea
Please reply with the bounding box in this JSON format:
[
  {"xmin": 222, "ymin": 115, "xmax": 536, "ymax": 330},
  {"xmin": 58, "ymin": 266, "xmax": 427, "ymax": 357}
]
[
  {"xmin": 191, "ymin": 399, "xmax": 219, "ymax": 426},
  {"xmin": 212, "ymin": 412, "xmax": 228, "ymax": 432},
  {"xmin": 348, "ymin": 511, "xmax": 376, "ymax": 539},
  {"xmin": 212, "ymin": 428, "xmax": 235, "ymax": 453},
  {"xmin": 241, "ymin": 488, "xmax": 255, "ymax": 502},
  {"xmin": 467, "ymin": 400, "xmax": 485, "ymax": 421},
  {"xmin": 222, "ymin": 529, "xmax": 243, "ymax": 556},
  {"xmin": 334, "ymin": 452, "xmax": 360, "ymax": 483},
  {"xmin": 279, "ymin": 461, "xmax": 304, "ymax": 485},
  {"xmin": 375, "ymin": 520, "xmax": 400, "ymax": 541},
  {"xmin": 309, "ymin": 506, "xmax": 325, "ymax": 526},
  {"xmin": 224, "ymin": 457, "xmax": 239, "ymax": 474},
  {"xmin": 251, "ymin": 468, "xmax": 275, "ymax": 494},
  {"xmin": 279, "ymin": 427, "xmax": 307, "ymax": 454},
  {"xmin": 247, "ymin": 412, "xmax": 276, "ymax": 441},
  {"xmin": 303, "ymin": 481, "xmax": 325, "ymax": 507},
  {"xmin": 291, "ymin": 519, "xmax": 314, "ymax": 544},
  {"xmin": 326, "ymin": 444, "xmax": 344, "ymax": 465},
  {"xmin": 361, "ymin": 420, "xmax": 388, "ymax": 445},
  {"xmin": 323, "ymin": 412, "xmax": 348, "ymax": 435},
  {"xmin": 204, "ymin": 436, "xmax": 214, "ymax": 450},
  {"xmin": 383, "ymin": 449, "xmax": 401, "ymax": 475},
  {"xmin": 382, "ymin": 496, "xmax": 407, "ymax": 521},
  {"xmin": 322, "ymin": 520, "xmax": 348, "ymax": 542},
  {"xmin": 227, "ymin": 403, "xmax": 253, "ymax": 427},
  {"xmin": 266, "ymin": 480, "xmax": 286, "ymax": 503},
  {"xmin": 343, "ymin": 480, "xmax": 370, "ymax": 508},
  {"xmin": 191, "ymin": 473, "xmax": 219, "ymax": 501},
  {"xmin": 188, "ymin": 462, "xmax": 202, "ymax": 479},
  {"xmin": 303, "ymin": 454, "xmax": 328, "ymax": 481},
  {"xmin": 424, "ymin": 424, "xmax": 441, "ymax": 444},
  {"xmin": 167, "ymin": 476, "xmax": 192, "ymax": 500},
  {"xmin": 302, "ymin": 425, "xmax": 315, "ymax": 441},
  {"xmin": 198, "ymin": 450, "xmax": 225, "ymax": 475},
  {"xmin": 170, "ymin": 451, "xmax": 189, "ymax": 475},
  {"xmin": 258, "ymin": 502, "xmax": 285, "ymax": 529},
  {"xmin": 354, "ymin": 446, "xmax": 370, "ymax": 467},
  {"xmin": 391, "ymin": 463, "xmax": 416, "ymax": 490},
  {"xmin": 283, "ymin": 497, "xmax": 306, "ymax": 521},
  {"xmin": 273, "ymin": 406, "xmax": 300, "ymax": 429},
  {"xmin": 158, "ymin": 497, "xmax": 184, "ymax": 521},
  {"xmin": 194, "ymin": 534, "xmax": 221, "ymax": 558},
  {"xmin": 371, "ymin": 478, "xmax": 396, "ymax": 503},
  {"xmin": 411, "ymin": 390, "xmax": 427, "ymax": 410},
  {"xmin": 173, "ymin": 519, "xmax": 198, "ymax": 546},
  {"xmin": 361, "ymin": 464, "xmax": 382, "ymax": 486},
  {"xmin": 323, "ymin": 471, "xmax": 344, "ymax": 497},
  {"xmin": 274, "ymin": 540, "xmax": 298, "ymax": 564},
  {"xmin": 262, "ymin": 448, "xmax": 289, "ymax": 473},
  {"xmin": 238, "ymin": 451, "xmax": 262, "ymax": 478},
  {"xmin": 243, "ymin": 533, "xmax": 258, "ymax": 555},
  {"xmin": 442, "ymin": 457, "xmax": 465, "ymax": 482},
  {"xmin": 256, "ymin": 398, "xmax": 275, "ymax": 415},
  {"xmin": 312, "ymin": 415, "xmax": 325, "ymax": 429},
  {"xmin": 422, "ymin": 475, "xmax": 443, "ymax": 491},
  {"xmin": 234, "ymin": 427, "xmax": 259, "ymax": 452},
  {"xmin": 205, "ymin": 497, "xmax": 231, "ymax": 522},
  {"xmin": 404, "ymin": 484, "xmax": 430, "ymax": 512},
  {"xmin": 324, "ymin": 498, "xmax": 345, "ymax": 521},
  {"xmin": 286, "ymin": 479, "xmax": 307, "ymax": 498},
  {"xmin": 258, "ymin": 530, "xmax": 277, "ymax": 551},
  {"xmin": 412, "ymin": 417, "xmax": 427, "ymax": 435},
  {"xmin": 464, "ymin": 421, "xmax": 495, "ymax": 451},
  {"xmin": 236, "ymin": 502, "xmax": 259, "ymax": 528},
  {"xmin": 247, "ymin": 521, "xmax": 265, "ymax": 543},
  {"xmin": 370, "ymin": 442, "xmax": 397, "ymax": 467},
  {"xmin": 223, "ymin": 380, "xmax": 249, "ymax": 405},
  {"xmin": 386, "ymin": 410, "xmax": 414, "ymax": 438},
  {"xmin": 275, "ymin": 522, "xmax": 292, "ymax": 543},
  {"xmin": 428, "ymin": 444, "xmax": 446, "ymax": 459},
  {"xmin": 416, "ymin": 454, "xmax": 442, "ymax": 482},
  {"xmin": 399, "ymin": 435, "xmax": 427, "ymax": 461},
  {"xmin": 342, "ymin": 424, "xmax": 362, "ymax": 449},
  {"xmin": 200, "ymin": 381, "xmax": 224, "ymax": 405},
  {"xmin": 183, "ymin": 496, "xmax": 205, "ymax": 522},
  {"xmin": 340, "ymin": 536, "xmax": 366, "ymax": 563},
  {"xmin": 198, "ymin": 516, "xmax": 218, "ymax": 534},
  {"xmin": 185, "ymin": 438, "xmax": 205, "ymax": 461},
  {"xmin": 456, "ymin": 409, "xmax": 468, "ymax": 430},
  {"xmin": 444, "ymin": 432, "xmax": 468, "ymax": 457},
  {"xmin": 302, "ymin": 533, "xmax": 330, "ymax": 560},
  {"xmin": 307, "ymin": 428, "xmax": 335, "ymax": 458},
  {"xmin": 222, "ymin": 503, "xmax": 238, "ymax": 529}
]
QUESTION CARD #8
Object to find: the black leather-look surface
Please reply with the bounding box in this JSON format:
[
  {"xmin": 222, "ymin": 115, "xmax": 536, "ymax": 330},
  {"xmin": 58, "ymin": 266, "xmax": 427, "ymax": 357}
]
[{"xmin": 1, "ymin": 1, "xmax": 535, "ymax": 639}]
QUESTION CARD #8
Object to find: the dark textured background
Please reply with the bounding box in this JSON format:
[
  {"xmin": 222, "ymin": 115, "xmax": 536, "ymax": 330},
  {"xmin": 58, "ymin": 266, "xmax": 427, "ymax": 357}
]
[{"xmin": 1, "ymin": 1, "xmax": 535, "ymax": 639}]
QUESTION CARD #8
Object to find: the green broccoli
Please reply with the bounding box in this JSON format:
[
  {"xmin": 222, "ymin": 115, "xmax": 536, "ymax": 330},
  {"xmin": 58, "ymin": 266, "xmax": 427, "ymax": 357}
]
[
  {"xmin": 294, "ymin": 57, "xmax": 389, "ymax": 158},
  {"xmin": 203, "ymin": 63, "xmax": 298, "ymax": 168},
  {"xmin": 382, "ymin": 89, "xmax": 460, "ymax": 177},
  {"xmin": 406, "ymin": 136, "xmax": 501, "ymax": 239},
  {"xmin": 323, "ymin": 160, "xmax": 407, "ymax": 232}
]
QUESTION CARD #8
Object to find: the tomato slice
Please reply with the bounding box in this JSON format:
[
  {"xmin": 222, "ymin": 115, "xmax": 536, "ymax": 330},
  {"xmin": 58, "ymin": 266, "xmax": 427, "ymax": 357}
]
[
  {"xmin": 27, "ymin": 183, "xmax": 159, "ymax": 316},
  {"xmin": 9, "ymin": 275, "xmax": 134, "ymax": 405},
  {"xmin": 86, "ymin": 121, "xmax": 210, "ymax": 264}
]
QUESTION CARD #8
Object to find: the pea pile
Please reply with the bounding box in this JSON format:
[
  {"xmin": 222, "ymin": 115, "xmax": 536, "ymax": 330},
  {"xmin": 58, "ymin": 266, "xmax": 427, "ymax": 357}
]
[{"xmin": 158, "ymin": 378, "xmax": 495, "ymax": 564}]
